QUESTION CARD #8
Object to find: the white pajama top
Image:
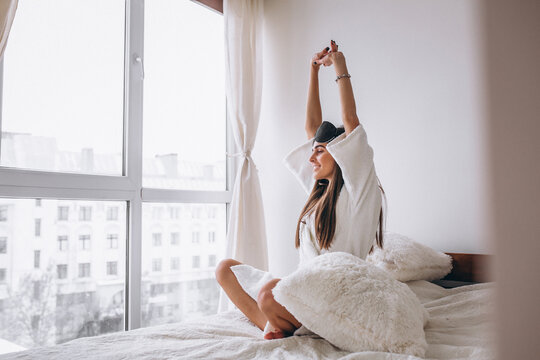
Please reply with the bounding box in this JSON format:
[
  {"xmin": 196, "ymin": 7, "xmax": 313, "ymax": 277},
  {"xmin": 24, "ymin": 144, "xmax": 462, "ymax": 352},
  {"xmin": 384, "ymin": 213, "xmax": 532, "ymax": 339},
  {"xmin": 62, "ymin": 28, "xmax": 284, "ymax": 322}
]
[
  {"xmin": 283, "ymin": 123, "xmax": 382, "ymax": 265},
  {"xmin": 230, "ymin": 123, "xmax": 381, "ymax": 302}
]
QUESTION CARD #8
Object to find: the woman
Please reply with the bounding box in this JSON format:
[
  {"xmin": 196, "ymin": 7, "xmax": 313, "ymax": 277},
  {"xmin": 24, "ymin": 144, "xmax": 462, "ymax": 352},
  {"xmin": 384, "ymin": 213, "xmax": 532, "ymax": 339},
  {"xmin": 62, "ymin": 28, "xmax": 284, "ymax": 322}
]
[{"xmin": 216, "ymin": 40, "xmax": 385, "ymax": 340}]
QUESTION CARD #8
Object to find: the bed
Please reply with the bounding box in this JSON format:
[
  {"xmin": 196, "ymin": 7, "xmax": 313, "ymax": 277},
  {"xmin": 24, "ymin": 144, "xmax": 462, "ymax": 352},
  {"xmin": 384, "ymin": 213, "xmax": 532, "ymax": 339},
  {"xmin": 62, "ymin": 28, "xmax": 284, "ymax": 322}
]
[{"xmin": 0, "ymin": 254, "xmax": 495, "ymax": 360}]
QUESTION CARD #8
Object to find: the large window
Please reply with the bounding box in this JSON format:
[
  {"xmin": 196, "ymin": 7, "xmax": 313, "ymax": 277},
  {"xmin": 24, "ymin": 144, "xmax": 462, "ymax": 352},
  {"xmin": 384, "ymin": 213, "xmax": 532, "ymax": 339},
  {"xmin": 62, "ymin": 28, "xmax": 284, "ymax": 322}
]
[{"xmin": 0, "ymin": 0, "xmax": 229, "ymax": 354}]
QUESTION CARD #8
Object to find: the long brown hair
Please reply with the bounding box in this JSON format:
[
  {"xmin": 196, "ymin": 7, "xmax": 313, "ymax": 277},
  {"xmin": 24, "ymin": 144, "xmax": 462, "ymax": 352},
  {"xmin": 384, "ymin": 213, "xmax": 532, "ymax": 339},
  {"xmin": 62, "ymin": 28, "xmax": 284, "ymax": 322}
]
[{"xmin": 295, "ymin": 166, "xmax": 386, "ymax": 254}]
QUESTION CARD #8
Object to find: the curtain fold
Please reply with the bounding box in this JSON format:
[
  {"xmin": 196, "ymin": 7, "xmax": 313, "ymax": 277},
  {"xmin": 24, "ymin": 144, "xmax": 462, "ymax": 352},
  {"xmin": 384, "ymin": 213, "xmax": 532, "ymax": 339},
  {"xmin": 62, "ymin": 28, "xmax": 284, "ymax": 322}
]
[
  {"xmin": 0, "ymin": 0, "xmax": 18, "ymax": 59},
  {"xmin": 223, "ymin": 0, "xmax": 268, "ymax": 270}
]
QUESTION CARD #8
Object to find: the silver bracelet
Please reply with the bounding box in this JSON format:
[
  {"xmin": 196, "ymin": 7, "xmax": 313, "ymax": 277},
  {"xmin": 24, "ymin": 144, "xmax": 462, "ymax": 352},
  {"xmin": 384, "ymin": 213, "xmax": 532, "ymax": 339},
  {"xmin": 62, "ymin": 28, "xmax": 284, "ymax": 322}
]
[{"xmin": 335, "ymin": 73, "xmax": 351, "ymax": 83}]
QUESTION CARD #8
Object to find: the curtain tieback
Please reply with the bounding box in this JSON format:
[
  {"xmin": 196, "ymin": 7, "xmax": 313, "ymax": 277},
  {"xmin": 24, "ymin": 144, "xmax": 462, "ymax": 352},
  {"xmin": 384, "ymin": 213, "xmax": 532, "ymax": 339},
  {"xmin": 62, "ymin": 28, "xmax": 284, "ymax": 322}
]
[{"xmin": 226, "ymin": 150, "xmax": 252, "ymax": 158}]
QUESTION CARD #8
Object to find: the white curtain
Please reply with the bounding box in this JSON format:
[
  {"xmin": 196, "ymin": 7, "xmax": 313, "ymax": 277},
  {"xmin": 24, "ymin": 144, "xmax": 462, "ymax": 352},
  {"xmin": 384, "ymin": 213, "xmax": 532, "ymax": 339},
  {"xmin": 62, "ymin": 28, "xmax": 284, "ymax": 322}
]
[
  {"xmin": 0, "ymin": 0, "xmax": 18, "ymax": 59},
  {"xmin": 224, "ymin": 0, "xmax": 268, "ymax": 270}
]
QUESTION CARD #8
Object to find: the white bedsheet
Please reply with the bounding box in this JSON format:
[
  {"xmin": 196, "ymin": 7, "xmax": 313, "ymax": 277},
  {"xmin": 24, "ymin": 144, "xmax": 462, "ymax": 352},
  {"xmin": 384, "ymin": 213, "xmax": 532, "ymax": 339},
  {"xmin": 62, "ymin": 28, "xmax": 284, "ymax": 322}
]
[{"xmin": 0, "ymin": 281, "xmax": 495, "ymax": 360}]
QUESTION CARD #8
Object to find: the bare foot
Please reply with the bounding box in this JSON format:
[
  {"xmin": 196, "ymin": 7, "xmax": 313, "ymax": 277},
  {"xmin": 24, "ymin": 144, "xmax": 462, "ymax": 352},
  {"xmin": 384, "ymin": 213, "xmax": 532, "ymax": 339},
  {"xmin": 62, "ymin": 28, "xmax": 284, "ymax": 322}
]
[
  {"xmin": 263, "ymin": 330, "xmax": 285, "ymax": 340},
  {"xmin": 262, "ymin": 321, "xmax": 285, "ymax": 340}
]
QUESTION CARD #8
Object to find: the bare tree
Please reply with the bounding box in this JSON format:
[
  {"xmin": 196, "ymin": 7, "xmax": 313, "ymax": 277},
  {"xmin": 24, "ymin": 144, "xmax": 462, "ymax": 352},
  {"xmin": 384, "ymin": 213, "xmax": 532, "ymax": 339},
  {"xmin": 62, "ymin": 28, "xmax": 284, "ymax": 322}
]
[{"xmin": 3, "ymin": 266, "xmax": 57, "ymax": 348}]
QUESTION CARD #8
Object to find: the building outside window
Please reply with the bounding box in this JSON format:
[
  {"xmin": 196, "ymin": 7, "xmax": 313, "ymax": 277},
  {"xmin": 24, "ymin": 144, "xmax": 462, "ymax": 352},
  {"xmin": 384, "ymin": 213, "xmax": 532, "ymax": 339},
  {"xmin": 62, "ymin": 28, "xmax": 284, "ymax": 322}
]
[
  {"xmin": 35, "ymin": 199, "xmax": 41, "ymax": 207},
  {"xmin": 171, "ymin": 257, "xmax": 180, "ymax": 271},
  {"xmin": 192, "ymin": 256, "xmax": 200, "ymax": 269},
  {"xmin": 170, "ymin": 232, "xmax": 180, "ymax": 245},
  {"xmin": 34, "ymin": 218, "xmax": 41, "ymax": 237},
  {"xmin": 152, "ymin": 259, "xmax": 162, "ymax": 272},
  {"xmin": 58, "ymin": 235, "xmax": 68, "ymax": 251},
  {"xmin": 207, "ymin": 206, "xmax": 216, "ymax": 219},
  {"xmin": 0, "ymin": 237, "xmax": 6, "ymax": 253},
  {"xmin": 34, "ymin": 250, "xmax": 40, "ymax": 269},
  {"xmin": 208, "ymin": 254, "xmax": 216, "ymax": 267},
  {"xmin": 191, "ymin": 207, "xmax": 202, "ymax": 219},
  {"xmin": 151, "ymin": 207, "xmax": 163, "ymax": 219},
  {"xmin": 79, "ymin": 206, "xmax": 92, "ymax": 221},
  {"xmin": 106, "ymin": 261, "xmax": 118, "ymax": 276},
  {"xmin": 57, "ymin": 206, "xmax": 69, "ymax": 221},
  {"xmin": 169, "ymin": 207, "xmax": 180, "ymax": 219},
  {"xmin": 152, "ymin": 233, "xmax": 162, "ymax": 247},
  {"xmin": 57, "ymin": 264, "xmax": 68, "ymax": 279},
  {"xmin": 208, "ymin": 231, "xmax": 215, "ymax": 243},
  {"xmin": 78, "ymin": 263, "xmax": 91, "ymax": 278},
  {"xmin": 0, "ymin": 268, "xmax": 6, "ymax": 282},
  {"xmin": 151, "ymin": 283, "xmax": 165, "ymax": 296},
  {"xmin": 79, "ymin": 235, "xmax": 91, "ymax": 250},
  {"xmin": 0, "ymin": 206, "xmax": 7, "ymax": 221},
  {"xmin": 106, "ymin": 206, "xmax": 119, "ymax": 221},
  {"xmin": 107, "ymin": 234, "xmax": 119, "ymax": 249},
  {"xmin": 191, "ymin": 232, "xmax": 200, "ymax": 244}
]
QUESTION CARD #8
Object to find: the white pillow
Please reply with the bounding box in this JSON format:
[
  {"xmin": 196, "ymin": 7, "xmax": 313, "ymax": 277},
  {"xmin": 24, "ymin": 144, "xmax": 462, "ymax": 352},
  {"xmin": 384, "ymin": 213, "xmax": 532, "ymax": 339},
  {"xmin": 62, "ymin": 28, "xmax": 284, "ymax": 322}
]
[
  {"xmin": 366, "ymin": 232, "xmax": 453, "ymax": 282},
  {"xmin": 273, "ymin": 252, "xmax": 428, "ymax": 357}
]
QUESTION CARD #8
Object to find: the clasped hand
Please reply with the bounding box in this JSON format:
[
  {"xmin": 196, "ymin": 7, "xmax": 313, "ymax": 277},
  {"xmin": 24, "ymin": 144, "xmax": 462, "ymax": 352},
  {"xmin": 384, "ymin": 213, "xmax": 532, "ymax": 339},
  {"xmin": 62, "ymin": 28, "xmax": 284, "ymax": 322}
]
[{"xmin": 312, "ymin": 40, "xmax": 345, "ymax": 68}]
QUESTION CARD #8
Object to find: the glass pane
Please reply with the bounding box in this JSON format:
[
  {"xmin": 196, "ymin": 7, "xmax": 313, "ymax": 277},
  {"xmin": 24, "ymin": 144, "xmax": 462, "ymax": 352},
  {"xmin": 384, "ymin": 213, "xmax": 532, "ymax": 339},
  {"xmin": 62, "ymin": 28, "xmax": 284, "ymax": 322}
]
[
  {"xmin": 0, "ymin": 0, "xmax": 125, "ymax": 176},
  {"xmin": 141, "ymin": 203, "xmax": 226, "ymax": 327},
  {"xmin": 143, "ymin": 0, "xmax": 226, "ymax": 190},
  {"xmin": 0, "ymin": 198, "xmax": 127, "ymax": 354}
]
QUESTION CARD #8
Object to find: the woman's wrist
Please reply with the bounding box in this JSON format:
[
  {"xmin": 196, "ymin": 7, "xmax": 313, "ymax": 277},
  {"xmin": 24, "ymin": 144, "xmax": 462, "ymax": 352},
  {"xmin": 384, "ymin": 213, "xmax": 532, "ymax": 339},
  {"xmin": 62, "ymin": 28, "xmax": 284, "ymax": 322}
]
[{"xmin": 334, "ymin": 60, "xmax": 348, "ymax": 75}]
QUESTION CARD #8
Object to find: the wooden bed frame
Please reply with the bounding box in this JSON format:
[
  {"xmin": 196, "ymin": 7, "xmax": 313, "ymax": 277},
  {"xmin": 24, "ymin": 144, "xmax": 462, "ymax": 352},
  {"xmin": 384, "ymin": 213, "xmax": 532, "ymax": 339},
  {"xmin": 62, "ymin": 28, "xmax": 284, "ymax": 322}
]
[{"xmin": 441, "ymin": 252, "xmax": 492, "ymax": 283}]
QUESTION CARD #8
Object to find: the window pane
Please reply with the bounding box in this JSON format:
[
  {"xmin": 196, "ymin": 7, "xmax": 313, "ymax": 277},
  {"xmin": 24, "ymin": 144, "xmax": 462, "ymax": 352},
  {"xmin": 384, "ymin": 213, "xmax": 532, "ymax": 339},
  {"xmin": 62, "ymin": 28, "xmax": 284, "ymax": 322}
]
[
  {"xmin": 0, "ymin": 198, "xmax": 127, "ymax": 353},
  {"xmin": 143, "ymin": 0, "xmax": 226, "ymax": 190},
  {"xmin": 0, "ymin": 0, "xmax": 125, "ymax": 176},
  {"xmin": 141, "ymin": 203, "xmax": 226, "ymax": 327}
]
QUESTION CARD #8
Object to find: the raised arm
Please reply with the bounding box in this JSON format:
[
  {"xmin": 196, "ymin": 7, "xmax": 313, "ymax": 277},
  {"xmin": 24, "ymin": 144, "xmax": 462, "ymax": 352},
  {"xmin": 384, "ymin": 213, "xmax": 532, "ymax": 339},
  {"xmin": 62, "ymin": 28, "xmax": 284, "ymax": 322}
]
[
  {"xmin": 333, "ymin": 53, "xmax": 360, "ymax": 135},
  {"xmin": 315, "ymin": 41, "xmax": 360, "ymax": 136},
  {"xmin": 305, "ymin": 47, "xmax": 329, "ymax": 139}
]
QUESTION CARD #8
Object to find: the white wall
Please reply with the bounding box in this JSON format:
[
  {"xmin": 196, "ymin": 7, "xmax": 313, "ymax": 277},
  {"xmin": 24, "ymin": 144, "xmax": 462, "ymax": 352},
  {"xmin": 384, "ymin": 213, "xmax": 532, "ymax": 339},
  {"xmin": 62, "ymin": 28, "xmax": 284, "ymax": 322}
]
[{"xmin": 255, "ymin": 0, "xmax": 490, "ymax": 276}]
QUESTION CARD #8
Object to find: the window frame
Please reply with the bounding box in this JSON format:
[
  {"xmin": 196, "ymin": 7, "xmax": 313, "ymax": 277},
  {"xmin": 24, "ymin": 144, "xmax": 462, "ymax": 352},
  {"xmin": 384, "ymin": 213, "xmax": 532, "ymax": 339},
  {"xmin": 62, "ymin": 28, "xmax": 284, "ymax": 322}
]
[
  {"xmin": 107, "ymin": 233, "xmax": 119, "ymax": 249},
  {"xmin": 57, "ymin": 264, "xmax": 68, "ymax": 279},
  {"xmin": 107, "ymin": 261, "xmax": 118, "ymax": 276},
  {"xmin": 57, "ymin": 206, "xmax": 69, "ymax": 221},
  {"xmin": 0, "ymin": 0, "xmax": 230, "ymax": 331},
  {"xmin": 58, "ymin": 235, "xmax": 69, "ymax": 251},
  {"xmin": 0, "ymin": 236, "xmax": 6, "ymax": 253}
]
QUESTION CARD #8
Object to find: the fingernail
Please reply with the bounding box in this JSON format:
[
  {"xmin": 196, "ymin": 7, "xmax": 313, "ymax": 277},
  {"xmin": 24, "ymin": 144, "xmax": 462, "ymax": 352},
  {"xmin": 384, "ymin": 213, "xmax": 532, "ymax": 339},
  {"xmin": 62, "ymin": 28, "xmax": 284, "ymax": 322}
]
[
  {"xmin": 325, "ymin": 47, "xmax": 329, "ymax": 51},
  {"xmin": 313, "ymin": 61, "xmax": 317, "ymax": 65}
]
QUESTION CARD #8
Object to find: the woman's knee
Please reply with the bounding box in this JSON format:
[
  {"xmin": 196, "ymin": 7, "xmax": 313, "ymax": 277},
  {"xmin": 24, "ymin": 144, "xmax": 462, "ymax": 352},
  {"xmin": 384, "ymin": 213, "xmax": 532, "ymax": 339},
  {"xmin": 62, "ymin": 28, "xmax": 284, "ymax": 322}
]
[{"xmin": 215, "ymin": 258, "xmax": 241, "ymax": 285}]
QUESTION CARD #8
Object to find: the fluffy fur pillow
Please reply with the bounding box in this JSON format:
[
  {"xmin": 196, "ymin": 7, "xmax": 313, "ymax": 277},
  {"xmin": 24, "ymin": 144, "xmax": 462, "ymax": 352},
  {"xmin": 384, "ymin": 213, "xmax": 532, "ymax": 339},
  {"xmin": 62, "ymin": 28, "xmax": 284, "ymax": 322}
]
[
  {"xmin": 273, "ymin": 252, "xmax": 428, "ymax": 357},
  {"xmin": 366, "ymin": 232, "xmax": 453, "ymax": 282}
]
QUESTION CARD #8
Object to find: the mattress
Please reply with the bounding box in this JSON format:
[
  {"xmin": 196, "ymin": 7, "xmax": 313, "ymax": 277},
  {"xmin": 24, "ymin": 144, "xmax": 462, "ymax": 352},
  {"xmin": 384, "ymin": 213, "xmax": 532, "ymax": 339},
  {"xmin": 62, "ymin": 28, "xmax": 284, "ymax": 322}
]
[{"xmin": 0, "ymin": 280, "xmax": 495, "ymax": 360}]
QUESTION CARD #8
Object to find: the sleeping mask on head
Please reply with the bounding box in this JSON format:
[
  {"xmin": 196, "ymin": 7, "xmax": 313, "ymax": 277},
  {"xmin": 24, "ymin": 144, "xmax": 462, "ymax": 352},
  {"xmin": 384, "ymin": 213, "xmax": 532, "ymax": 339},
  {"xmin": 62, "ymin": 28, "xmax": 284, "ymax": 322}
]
[{"xmin": 313, "ymin": 121, "xmax": 345, "ymax": 144}]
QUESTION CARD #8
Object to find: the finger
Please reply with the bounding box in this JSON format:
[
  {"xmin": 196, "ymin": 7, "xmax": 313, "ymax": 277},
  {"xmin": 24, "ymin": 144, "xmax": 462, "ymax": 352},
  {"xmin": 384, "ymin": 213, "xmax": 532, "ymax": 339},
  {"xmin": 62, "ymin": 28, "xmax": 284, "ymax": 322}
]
[
  {"xmin": 316, "ymin": 47, "xmax": 330, "ymax": 59},
  {"xmin": 330, "ymin": 40, "xmax": 338, "ymax": 52}
]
